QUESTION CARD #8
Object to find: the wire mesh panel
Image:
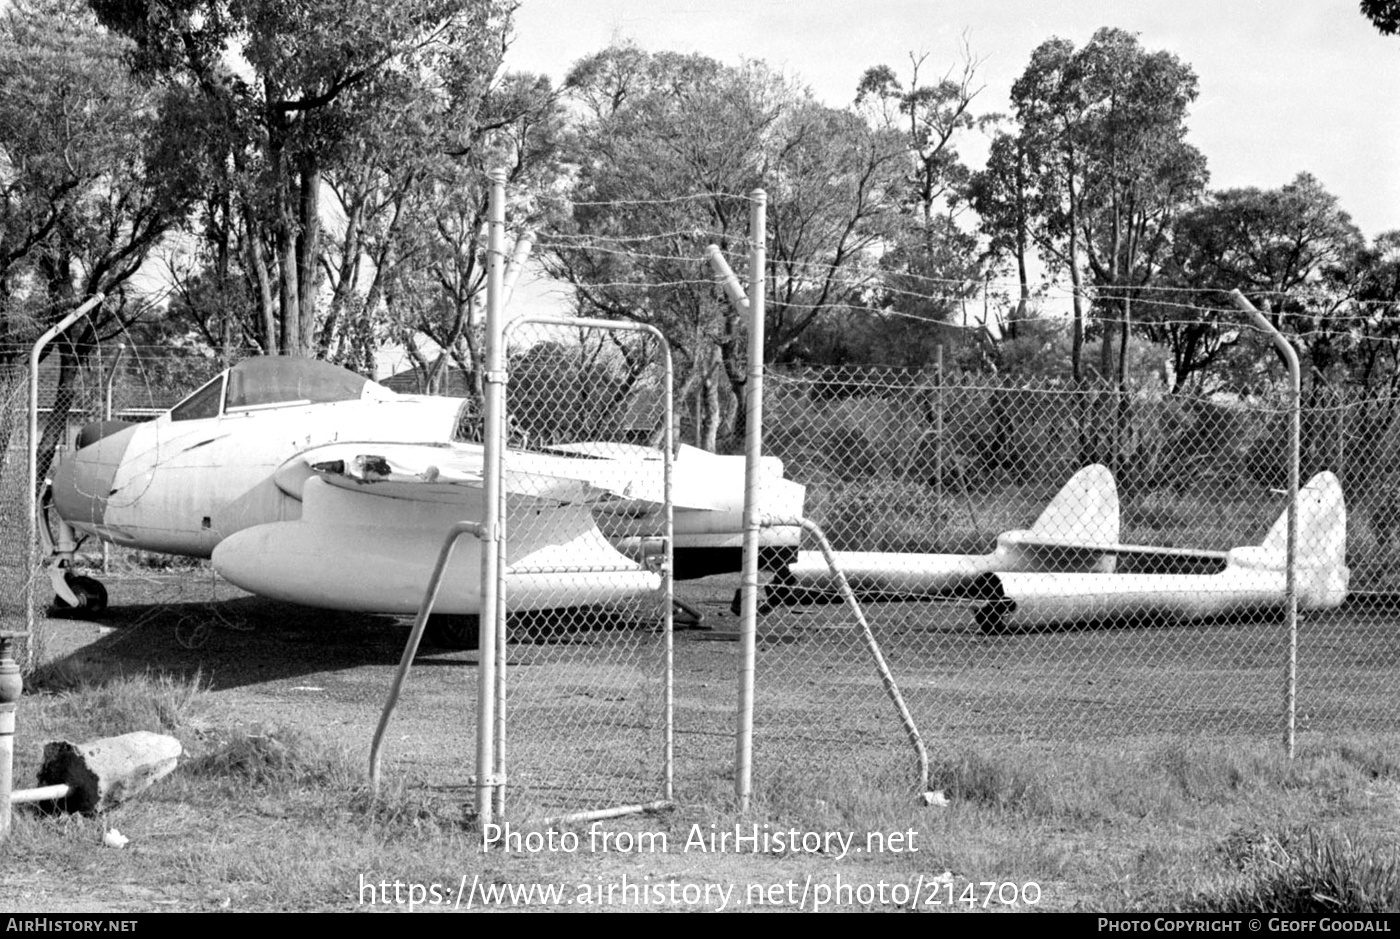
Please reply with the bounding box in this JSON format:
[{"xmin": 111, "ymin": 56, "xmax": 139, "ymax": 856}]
[
  {"xmin": 1297, "ymin": 388, "xmax": 1400, "ymax": 737},
  {"xmin": 750, "ymin": 363, "xmax": 1397, "ymax": 793},
  {"xmin": 3, "ymin": 347, "xmax": 301, "ymax": 663},
  {"xmin": 497, "ymin": 319, "xmax": 674, "ymax": 817},
  {"xmin": 0, "ymin": 362, "xmax": 33, "ymax": 650},
  {"xmin": 2, "ymin": 350, "xmax": 115, "ymax": 665}
]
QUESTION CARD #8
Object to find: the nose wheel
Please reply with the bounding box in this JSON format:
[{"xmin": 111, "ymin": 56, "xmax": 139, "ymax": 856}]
[
  {"xmin": 424, "ymin": 614, "xmax": 479, "ymax": 650},
  {"xmin": 53, "ymin": 573, "xmax": 108, "ymax": 615}
]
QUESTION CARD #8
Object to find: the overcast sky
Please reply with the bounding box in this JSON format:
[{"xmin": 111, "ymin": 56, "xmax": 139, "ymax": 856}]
[{"xmin": 506, "ymin": 0, "xmax": 1400, "ymax": 240}]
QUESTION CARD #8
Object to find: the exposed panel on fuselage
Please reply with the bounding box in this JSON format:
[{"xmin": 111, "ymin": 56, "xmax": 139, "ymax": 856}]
[
  {"xmin": 96, "ymin": 395, "xmax": 466, "ymax": 557},
  {"xmin": 99, "ymin": 413, "xmax": 288, "ymax": 556}
]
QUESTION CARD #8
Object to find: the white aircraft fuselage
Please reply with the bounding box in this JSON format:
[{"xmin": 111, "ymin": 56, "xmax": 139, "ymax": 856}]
[
  {"xmin": 49, "ymin": 357, "xmax": 805, "ymax": 618},
  {"xmin": 52, "ymin": 372, "xmax": 439, "ymax": 557}
]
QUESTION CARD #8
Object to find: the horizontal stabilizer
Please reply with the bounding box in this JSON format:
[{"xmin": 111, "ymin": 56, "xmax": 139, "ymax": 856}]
[{"xmin": 1004, "ymin": 535, "xmax": 1229, "ymax": 562}]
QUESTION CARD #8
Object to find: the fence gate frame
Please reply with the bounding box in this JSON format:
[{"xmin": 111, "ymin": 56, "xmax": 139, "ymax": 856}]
[{"xmin": 494, "ymin": 313, "xmax": 676, "ymax": 824}]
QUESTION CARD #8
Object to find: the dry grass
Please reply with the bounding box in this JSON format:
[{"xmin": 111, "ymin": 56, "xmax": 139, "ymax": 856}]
[
  {"xmin": 5, "ymin": 580, "xmax": 1399, "ymax": 913},
  {"xmin": 12, "ymin": 668, "xmax": 1398, "ymax": 912}
]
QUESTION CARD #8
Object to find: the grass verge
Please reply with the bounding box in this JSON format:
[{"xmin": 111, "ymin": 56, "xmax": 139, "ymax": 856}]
[{"xmin": 5, "ymin": 670, "xmax": 1399, "ymax": 912}]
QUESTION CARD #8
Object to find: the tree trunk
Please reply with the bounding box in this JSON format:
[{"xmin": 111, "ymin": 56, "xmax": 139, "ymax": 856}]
[
  {"xmin": 297, "ymin": 155, "xmax": 322, "ymax": 354},
  {"xmin": 702, "ymin": 350, "xmax": 721, "ymax": 452},
  {"xmin": 278, "ymin": 210, "xmax": 300, "ymax": 356},
  {"xmin": 244, "ymin": 216, "xmax": 278, "ymax": 355}
]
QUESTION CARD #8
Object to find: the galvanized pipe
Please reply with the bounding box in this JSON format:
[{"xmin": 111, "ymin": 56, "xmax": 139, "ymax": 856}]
[
  {"xmin": 502, "ymin": 232, "xmax": 535, "ymax": 311},
  {"xmin": 761, "ymin": 517, "xmax": 930, "ymax": 794},
  {"xmin": 9, "ymin": 783, "xmax": 71, "ymax": 805},
  {"xmin": 370, "ymin": 521, "xmax": 485, "ymax": 795},
  {"xmin": 102, "ymin": 342, "xmax": 126, "ymax": 573},
  {"xmin": 476, "ymin": 170, "xmax": 508, "ymax": 825},
  {"xmin": 0, "ymin": 632, "xmax": 22, "ymax": 842},
  {"xmin": 1230, "ymin": 289, "xmax": 1301, "ymax": 758},
  {"xmin": 544, "ymin": 800, "xmax": 673, "ymax": 827},
  {"xmin": 490, "ymin": 230, "xmax": 537, "ymax": 819},
  {"xmin": 26, "ymin": 294, "xmax": 105, "ymax": 642},
  {"xmin": 735, "ymin": 190, "xmax": 766, "ymax": 813}
]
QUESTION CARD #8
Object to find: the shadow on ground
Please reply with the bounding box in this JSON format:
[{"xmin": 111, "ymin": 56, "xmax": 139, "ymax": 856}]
[{"xmin": 39, "ymin": 592, "xmax": 475, "ymax": 692}]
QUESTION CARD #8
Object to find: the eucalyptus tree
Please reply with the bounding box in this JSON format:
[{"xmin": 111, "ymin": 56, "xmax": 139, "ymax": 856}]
[
  {"xmin": 1008, "ymin": 28, "xmax": 1208, "ymax": 383},
  {"xmin": 854, "ymin": 49, "xmax": 983, "ymax": 260},
  {"xmin": 89, "ymin": 0, "xmax": 517, "ymax": 357},
  {"xmin": 854, "ymin": 49, "xmax": 992, "ymax": 350},
  {"xmin": 969, "ymin": 130, "xmax": 1037, "ymax": 338},
  {"xmin": 316, "ymin": 67, "xmax": 566, "ymax": 387},
  {"xmin": 543, "ymin": 46, "xmax": 904, "ymax": 448},
  {"xmin": 1361, "ymin": 0, "xmax": 1400, "ymax": 34},
  {"xmin": 1150, "ymin": 173, "xmax": 1365, "ymax": 393},
  {"xmin": 1335, "ymin": 230, "xmax": 1400, "ymax": 489},
  {"xmin": 1346, "ymin": 231, "xmax": 1400, "ymax": 389},
  {"xmin": 1074, "ymin": 30, "xmax": 1208, "ymax": 387},
  {"xmin": 1, "ymin": 0, "xmax": 202, "ymax": 479},
  {"xmin": 1, "ymin": 0, "xmax": 196, "ymax": 351}
]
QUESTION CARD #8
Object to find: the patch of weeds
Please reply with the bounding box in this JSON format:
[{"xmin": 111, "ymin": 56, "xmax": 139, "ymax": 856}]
[
  {"xmin": 745, "ymin": 759, "xmax": 925, "ymax": 836},
  {"xmin": 24, "ymin": 656, "xmax": 125, "ymax": 694},
  {"xmin": 814, "ymin": 480, "xmax": 952, "ymax": 552},
  {"xmin": 745, "ymin": 763, "xmax": 836, "ymax": 823},
  {"xmin": 26, "ymin": 667, "xmax": 208, "ymax": 739},
  {"xmin": 185, "ymin": 724, "xmax": 361, "ymax": 792},
  {"xmin": 130, "ymin": 551, "xmax": 207, "ymax": 572},
  {"xmin": 1334, "ymin": 742, "xmax": 1400, "ymax": 780},
  {"xmin": 1184, "ymin": 831, "xmax": 1400, "ymax": 913},
  {"xmin": 345, "ymin": 781, "xmax": 472, "ymax": 834},
  {"xmin": 1126, "ymin": 490, "xmax": 1190, "ymax": 534},
  {"xmin": 1217, "ymin": 825, "xmax": 1297, "ymax": 872},
  {"xmin": 1269, "ymin": 745, "xmax": 1390, "ymax": 806},
  {"xmin": 928, "ymin": 751, "xmax": 1046, "ymax": 813},
  {"xmin": 1154, "ymin": 743, "xmax": 1255, "ymax": 802}
]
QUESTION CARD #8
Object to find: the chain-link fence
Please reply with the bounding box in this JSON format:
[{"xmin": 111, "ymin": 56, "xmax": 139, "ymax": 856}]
[
  {"xmin": 749, "ymin": 362, "xmax": 1400, "ymax": 794},
  {"xmin": 0, "ymin": 361, "xmax": 33, "ymax": 653},
  {"xmin": 495, "ymin": 318, "xmax": 676, "ymax": 818},
  {"xmin": 1, "ymin": 345, "xmax": 236, "ymax": 664},
  {"xmin": 6, "ymin": 332, "xmax": 1398, "ymax": 807}
]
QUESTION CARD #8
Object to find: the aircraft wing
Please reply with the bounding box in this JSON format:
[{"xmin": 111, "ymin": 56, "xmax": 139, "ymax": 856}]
[
  {"xmin": 1001, "ymin": 532, "xmax": 1230, "ymax": 561},
  {"xmin": 274, "ymin": 440, "xmax": 692, "ymax": 508}
]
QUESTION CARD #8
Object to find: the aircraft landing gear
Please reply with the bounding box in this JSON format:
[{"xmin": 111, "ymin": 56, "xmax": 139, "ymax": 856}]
[
  {"xmin": 42, "ymin": 482, "xmax": 107, "ymax": 615},
  {"xmin": 52, "ymin": 573, "xmax": 109, "ymax": 615},
  {"xmin": 730, "ymin": 585, "xmax": 776, "ymax": 617},
  {"xmin": 975, "ymin": 601, "xmax": 1012, "ymax": 636},
  {"xmin": 424, "ymin": 614, "xmax": 480, "ymax": 650}
]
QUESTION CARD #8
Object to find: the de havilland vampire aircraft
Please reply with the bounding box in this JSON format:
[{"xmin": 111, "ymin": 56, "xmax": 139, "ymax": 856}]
[
  {"xmin": 45, "ymin": 356, "xmax": 807, "ymax": 646},
  {"xmin": 763, "ymin": 462, "xmax": 1349, "ymax": 633}
]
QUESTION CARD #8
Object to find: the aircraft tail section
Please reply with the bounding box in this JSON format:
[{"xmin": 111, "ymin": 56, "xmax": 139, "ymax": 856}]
[
  {"xmin": 1026, "ymin": 463, "xmax": 1120, "ymax": 545},
  {"xmin": 770, "ymin": 464, "xmax": 1121, "ymax": 606},
  {"xmin": 1256, "ymin": 472, "xmax": 1347, "ymax": 566},
  {"xmin": 1234, "ymin": 471, "xmax": 1348, "ymax": 609},
  {"xmin": 994, "ymin": 464, "xmax": 1120, "ymax": 574}
]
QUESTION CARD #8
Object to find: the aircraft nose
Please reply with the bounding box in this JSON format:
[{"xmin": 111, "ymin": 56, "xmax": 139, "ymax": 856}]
[{"xmin": 51, "ymin": 422, "xmax": 140, "ymax": 529}]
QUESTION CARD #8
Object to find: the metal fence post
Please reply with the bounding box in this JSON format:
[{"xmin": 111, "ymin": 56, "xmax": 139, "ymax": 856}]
[
  {"xmin": 736, "ymin": 190, "xmax": 766, "ymax": 813},
  {"xmin": 26, "ymin": 294, "xmax": 104, "ymax": 665},
  {"xmin": 0, "ymin": 631, "xmax": 22, "ymax": 842},
  {"xmin": 1230, "ymin": 290, "xmax": 1300, "ymax": 758},
  {"xmin": 476, "ymin": 170, "xmax": 506, "ymax": 826}
]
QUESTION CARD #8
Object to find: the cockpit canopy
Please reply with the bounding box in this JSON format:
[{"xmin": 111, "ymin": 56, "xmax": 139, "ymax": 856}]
[{"xmin": 171, "ymin": 356, "xmax": 392, "ymax": 422}]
